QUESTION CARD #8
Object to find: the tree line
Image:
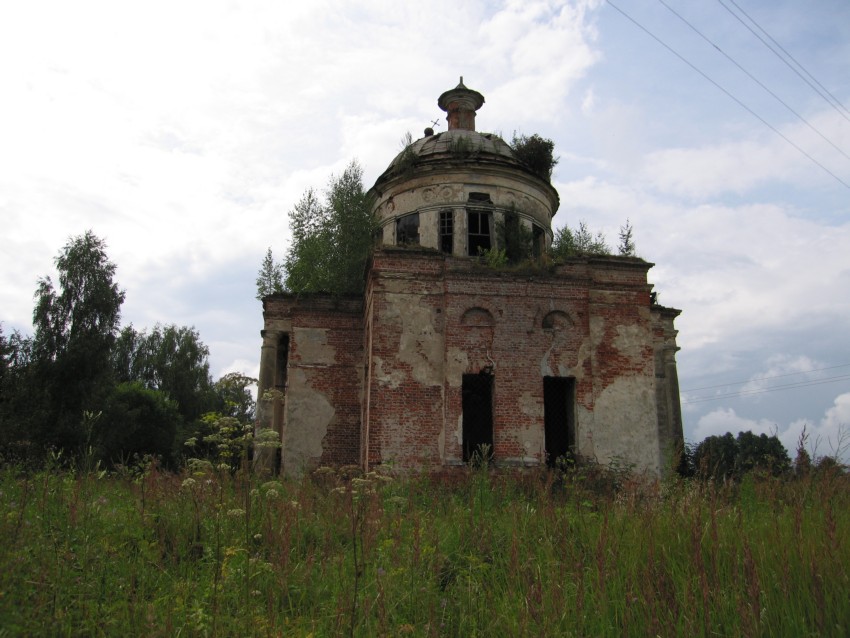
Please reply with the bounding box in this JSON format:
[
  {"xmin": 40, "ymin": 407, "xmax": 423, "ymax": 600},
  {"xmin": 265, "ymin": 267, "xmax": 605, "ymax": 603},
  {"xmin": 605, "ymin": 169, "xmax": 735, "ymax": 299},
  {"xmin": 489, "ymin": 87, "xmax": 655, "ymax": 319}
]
[
  {"xmin": 0, "ymin": 231, "xmax": 255, "ymax": 468},
  {"xmin": 677, "ymin": 427, "xmax": 845, "ymax": 481}
]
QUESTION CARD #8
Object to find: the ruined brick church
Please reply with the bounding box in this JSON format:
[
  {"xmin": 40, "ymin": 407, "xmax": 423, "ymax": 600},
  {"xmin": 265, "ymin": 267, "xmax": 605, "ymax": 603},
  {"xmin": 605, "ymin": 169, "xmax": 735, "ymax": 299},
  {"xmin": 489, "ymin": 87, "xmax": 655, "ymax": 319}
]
[{"xmin": 257, "ymin": 80, "xmax": 683, "ymax": 477}]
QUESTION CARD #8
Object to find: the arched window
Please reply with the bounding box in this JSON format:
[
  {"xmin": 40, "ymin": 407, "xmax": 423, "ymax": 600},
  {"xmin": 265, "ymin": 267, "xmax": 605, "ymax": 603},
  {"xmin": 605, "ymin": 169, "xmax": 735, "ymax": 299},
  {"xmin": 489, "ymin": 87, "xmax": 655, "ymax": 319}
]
[{"xmin": 542, "ymin": 310, "xmax": 572, "ymax": 330}]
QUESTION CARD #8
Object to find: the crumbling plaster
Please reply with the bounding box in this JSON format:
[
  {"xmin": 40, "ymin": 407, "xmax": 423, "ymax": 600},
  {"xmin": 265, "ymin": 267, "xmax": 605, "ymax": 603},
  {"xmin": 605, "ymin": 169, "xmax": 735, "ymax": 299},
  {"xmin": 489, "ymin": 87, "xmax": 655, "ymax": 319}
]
[{"xmin": 283, "ymin": 368, "xmax": 334, "ymax": 474}]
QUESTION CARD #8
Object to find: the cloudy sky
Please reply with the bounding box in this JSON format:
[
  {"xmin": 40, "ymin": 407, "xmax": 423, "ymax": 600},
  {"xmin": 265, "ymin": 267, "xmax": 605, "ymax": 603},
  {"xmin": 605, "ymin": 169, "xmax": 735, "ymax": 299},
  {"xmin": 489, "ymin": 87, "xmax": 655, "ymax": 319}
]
[{"xmin": 2, "ymin": 0, "xmax": 848, "ymax": 460}]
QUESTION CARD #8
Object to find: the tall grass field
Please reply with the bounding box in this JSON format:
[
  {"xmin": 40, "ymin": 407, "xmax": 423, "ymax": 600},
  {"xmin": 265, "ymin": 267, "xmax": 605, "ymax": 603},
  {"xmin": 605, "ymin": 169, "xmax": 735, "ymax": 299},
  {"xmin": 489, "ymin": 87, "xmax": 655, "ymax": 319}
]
[{"xmin": 0, "ymin": 459, "xmax": 847, "ymax": 636}]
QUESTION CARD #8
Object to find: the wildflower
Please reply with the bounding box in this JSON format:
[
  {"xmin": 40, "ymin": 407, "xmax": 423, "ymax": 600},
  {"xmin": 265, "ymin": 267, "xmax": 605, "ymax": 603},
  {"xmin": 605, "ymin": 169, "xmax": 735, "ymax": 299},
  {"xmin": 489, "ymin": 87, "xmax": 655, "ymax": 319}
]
[
  {"xmin": 265, "ymin": 489, "xmax": 279, "ymax": 500},
  {"xmin": 181, "ymin": 478, "xmax": 197, "ymax": 490},
  {"xmin": 226, "ymin": 508, "xmax": 245, "ymax": 518}
]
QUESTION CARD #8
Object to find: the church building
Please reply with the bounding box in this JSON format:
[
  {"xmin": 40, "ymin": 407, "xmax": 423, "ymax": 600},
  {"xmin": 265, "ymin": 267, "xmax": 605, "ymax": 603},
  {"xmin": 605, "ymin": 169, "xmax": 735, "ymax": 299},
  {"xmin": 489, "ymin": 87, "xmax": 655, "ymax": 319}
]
[{"xmin": 257, "ymin": 80, "xmax": 683, "ymax": 477}]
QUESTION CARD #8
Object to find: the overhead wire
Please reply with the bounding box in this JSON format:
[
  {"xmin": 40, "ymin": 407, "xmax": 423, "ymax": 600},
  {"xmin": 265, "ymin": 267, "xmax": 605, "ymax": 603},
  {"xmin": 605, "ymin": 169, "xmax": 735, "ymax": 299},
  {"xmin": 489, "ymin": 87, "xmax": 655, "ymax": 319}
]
[
  {"xmin": 658, "ymin": 0, "xmax": 850, "ymax": 163},
  {"xmin": 682, "ymin": 373, "xmax": 850, "ymax": 404},
  {"xmin": 682, "ymin": 362, "xmax": 850, "ymax": 392},
  {"xmin": 604, "ymin": 0, "xmax": 850, "ymax": 191},
  {"xmin": 718, "ymin": 0, "xmax": 850, "ymax": 122}
]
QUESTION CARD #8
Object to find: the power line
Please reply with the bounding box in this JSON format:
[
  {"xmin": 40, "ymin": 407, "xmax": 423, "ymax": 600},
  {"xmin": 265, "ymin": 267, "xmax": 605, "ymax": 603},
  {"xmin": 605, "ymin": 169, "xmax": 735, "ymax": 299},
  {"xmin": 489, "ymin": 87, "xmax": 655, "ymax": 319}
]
[
  {"xmin": 605, "ymin": 0, "xmax": 850, "ymax": 191},
  {"xmin": 682, "ymin": 362, "xmax": 850, "ymax": 392},
  {"xmin": 682, "ymin": 373, "xmax": 850, "ymax": 404},
  {"xmin": 657, "ymin": 0, "xmax": 850, "ymax": 163},
  {"xmin": 717, "ymin": 0, "xmax": 850, "ymax": 123}
]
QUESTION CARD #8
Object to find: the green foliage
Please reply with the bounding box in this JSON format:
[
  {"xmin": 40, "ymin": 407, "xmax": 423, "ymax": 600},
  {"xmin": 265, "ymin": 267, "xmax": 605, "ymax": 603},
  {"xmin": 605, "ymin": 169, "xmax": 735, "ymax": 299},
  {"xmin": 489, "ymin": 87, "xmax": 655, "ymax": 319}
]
[
  {"xmin": 497, "ymin": 210, "xmax": 535, "ymax": 264},
  {"xmin": 27, "ymin": 231, "xmax": 125, "ymax": 452},
  {"xmin": 618, "ymin": 218, "xmax": 636, "ymax": 256},
  {"xmin": 478, "ymin": 246, "xmax": 508, "ymax": 268},
  {"xmin": 550, "ymin": 220, "xmax": 612, "ymax": 259},
  {"xmin": 449, "ymin": 134, "xmax": 476, "ymax": 158},
  {"xmin": 212, "ymin": 372, "xmax": 257, "ymax": 424},
  {"xmin": 284, "ymin": 161, "xmax": 376, "ymax": 295},
  {"xmin": 510, "ymin": 132, "xmax": 559, "ymax": 181},
  {"xmin": 1, "ymin": 233, "xmax": 249, "ymax": 467},
  {"xmin": 690, "ymin": 430, "xmax": 791, "ymax": 481},
  {"xmin": 94, "ymin": 382, "xmax": 181, "ymax": 467},
  {"xmin": 255, "ymin": 247, "xmax": 284, "ymax": 300},
  {"xmin": 1, "ymin": 465, "xmax": 847, "ymax": 635},
  {"xmin": 186, "ymin": 413, "xmax": 254, "ymax": 472},
  {"xmin": 112, "ymin": 323, "xmax": 215, "ymax": 424},
  {"xmin": 395, "ymin": 131, "xmax": 418, "ymax": 177}
]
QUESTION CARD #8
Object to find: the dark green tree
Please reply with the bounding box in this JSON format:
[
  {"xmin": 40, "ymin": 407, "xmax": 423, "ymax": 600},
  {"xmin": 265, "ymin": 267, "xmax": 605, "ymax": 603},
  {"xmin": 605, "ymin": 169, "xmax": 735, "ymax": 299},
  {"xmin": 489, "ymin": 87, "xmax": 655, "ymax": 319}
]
[
  {"xmin": 93, "ymin": 382, "xmax": 181, "ymax": 467},
  {"xmin": 256, "ymin": 247, "xmax": 284, "ymax": 300},
  {"xmin": 693, "ymin": 432, "xmax": 738, "ymax": 481},
  {"xmin": 112, "ymin": 323, "xmax": 215, "ymax": 424},
  {"xmin": 284, "ymin": 161, "xmax": 376, "ymax": 294},
  {"xmin": 29, "ymin": 231, "xmax": 125, "ymax": 451},
  {"xmin": 693, "ymin": 430, "xmax": 790, "ymax": 481},
  {"xmin": 510, "ymin": 133, "xmax": 559, "ymax": 182},
  {"xmin": 212, "ymin": 372, "xmax": 257, "ymax": 424},
  {"xmin": 736, "ymin": 430, "xmax": 790, "ymax": 476},
  {"xmin": 0, "ymin": 327, "xmax": 35, "ymax": 457}
]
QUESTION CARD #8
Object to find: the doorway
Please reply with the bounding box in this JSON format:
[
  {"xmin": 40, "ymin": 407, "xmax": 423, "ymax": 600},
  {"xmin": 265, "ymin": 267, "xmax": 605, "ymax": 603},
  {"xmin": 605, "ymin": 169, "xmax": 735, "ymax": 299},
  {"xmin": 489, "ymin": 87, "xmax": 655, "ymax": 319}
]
[
  {"xmin": 462, "ymin": 373, "xmax": 494, "ymax": 462},
  {"xmin": 543, "ymin": 376, "xmax": 576, "ymax": 467}
]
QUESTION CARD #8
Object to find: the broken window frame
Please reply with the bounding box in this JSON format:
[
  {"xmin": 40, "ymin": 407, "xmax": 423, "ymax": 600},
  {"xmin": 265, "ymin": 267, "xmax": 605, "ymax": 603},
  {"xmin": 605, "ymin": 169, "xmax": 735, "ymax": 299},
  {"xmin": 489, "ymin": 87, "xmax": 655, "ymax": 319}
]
[
  {"xmin": 396, "ymin": 212, "xmax": 420, "ymax": 245},
  {"xmin": 439, "ymin": 209, "xmax": 454, "ymax": 254},
  {"xmin": 466, "ymin": 193, "xmax": 493, "ymax": 256}
]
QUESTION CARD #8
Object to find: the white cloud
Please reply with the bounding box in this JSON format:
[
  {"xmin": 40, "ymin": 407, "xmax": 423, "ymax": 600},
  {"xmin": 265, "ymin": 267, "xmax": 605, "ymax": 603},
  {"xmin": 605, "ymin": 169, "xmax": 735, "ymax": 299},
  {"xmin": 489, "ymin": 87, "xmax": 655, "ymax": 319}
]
[
  {"xmin": 739, "ymin": 355, "xmax": 822, "ymax": 396},
  {"xmin": 639, "ymin": 105, "xmax": 850, "ymax": 198},
  {"xmin": 695, "ymin": 391, "xmax": 850, "ymax": 463},
  {"xmin": 790, "ymin": 392, "xmax": 850, "ymax": 462}
]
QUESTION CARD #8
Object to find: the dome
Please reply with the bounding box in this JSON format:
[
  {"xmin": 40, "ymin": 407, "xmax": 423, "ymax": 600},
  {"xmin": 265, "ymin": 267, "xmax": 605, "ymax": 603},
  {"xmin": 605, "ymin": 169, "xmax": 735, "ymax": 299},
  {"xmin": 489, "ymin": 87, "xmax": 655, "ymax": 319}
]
[
  {"xmin": 368, "ymin": 80, "xmax": 560, "ymax": 257},
  {"xmin": 380, "ymin": 129, "xmax": 521, "ymax": 180},
  {"xmin": 373, "ymin": 78, "xmax": 555, "ymax": 194}
]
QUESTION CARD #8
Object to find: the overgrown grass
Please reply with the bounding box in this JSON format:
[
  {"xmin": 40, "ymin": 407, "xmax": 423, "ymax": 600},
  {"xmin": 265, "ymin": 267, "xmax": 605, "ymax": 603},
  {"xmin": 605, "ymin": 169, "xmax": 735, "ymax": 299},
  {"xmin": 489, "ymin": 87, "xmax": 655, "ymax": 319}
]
[{"xmin": 0, "ymin": 459, "xmax": 847, "ymax": 636}]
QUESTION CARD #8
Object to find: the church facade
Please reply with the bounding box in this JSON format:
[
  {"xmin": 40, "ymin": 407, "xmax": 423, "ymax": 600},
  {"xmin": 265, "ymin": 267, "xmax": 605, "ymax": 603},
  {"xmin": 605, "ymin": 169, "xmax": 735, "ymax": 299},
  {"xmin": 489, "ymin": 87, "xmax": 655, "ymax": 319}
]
[{"xmin": 257, "ymin": 81, "xmax": 683, "ymax": 477}]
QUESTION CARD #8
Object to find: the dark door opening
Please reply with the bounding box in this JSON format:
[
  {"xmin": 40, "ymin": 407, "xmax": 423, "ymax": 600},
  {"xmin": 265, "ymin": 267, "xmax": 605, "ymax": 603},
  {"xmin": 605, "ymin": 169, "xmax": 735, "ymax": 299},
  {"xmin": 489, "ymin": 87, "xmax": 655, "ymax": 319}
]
[
  {"xmin": 273, "ymin": 334, "xmax": 290, "ymax": 475},
  {"xmin": 462, "ymin": 373, "xmax": 494, "ymax": 462},
  {"xmin": 543, "ymin": 376, "xmax": 576, "ymax": 467}
]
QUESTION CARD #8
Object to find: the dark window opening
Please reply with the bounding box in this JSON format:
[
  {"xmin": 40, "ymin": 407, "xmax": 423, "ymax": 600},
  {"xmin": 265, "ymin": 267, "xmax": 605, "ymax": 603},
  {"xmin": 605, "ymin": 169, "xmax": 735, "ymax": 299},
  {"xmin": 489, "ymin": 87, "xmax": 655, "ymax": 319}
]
[
  {"xmin": 275, "ymin": 334, "xmax": 289, "ymax": 389},
  {"xmin": 467, "ymin": 193, "xmax": 492, "ymax": 256},
  {"xmin": 467, "ymin": 211, "xmax": 492, "ymax": 255},
  {"xmin": 462, "ymin": 373, "xmax": 494, "ymax": 462},
  {"xmin": 532, "ymin": 224, "xmax": 544, "ymax": 258},
  {"xmin": 543, "ymin": 376, "xmax": 576, "ymax": 468},
  {"xmin": 440, "ymin": 210, "xmax": 454, "ymax": 253},
  {"xmin": 396, "ymin": 212, "xmax": 420, "ymax": 245}
]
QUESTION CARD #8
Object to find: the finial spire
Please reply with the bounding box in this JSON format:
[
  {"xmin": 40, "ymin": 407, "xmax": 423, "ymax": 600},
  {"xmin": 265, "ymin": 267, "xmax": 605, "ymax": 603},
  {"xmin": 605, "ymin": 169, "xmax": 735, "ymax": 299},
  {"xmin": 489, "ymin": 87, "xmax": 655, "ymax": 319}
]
[{"xmin": 437, "ymin": 79, "xmax": 485, "ymax": 131}]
